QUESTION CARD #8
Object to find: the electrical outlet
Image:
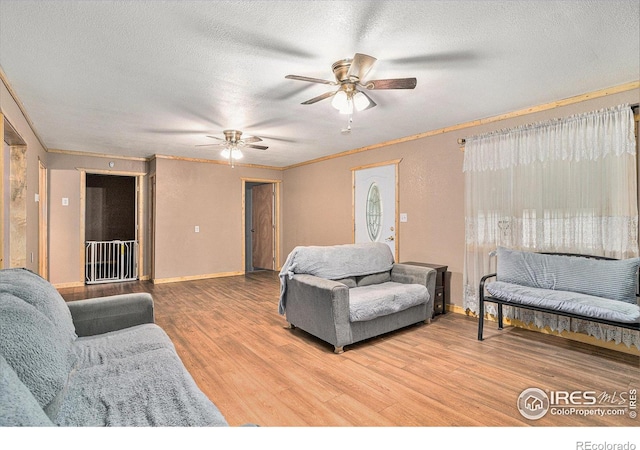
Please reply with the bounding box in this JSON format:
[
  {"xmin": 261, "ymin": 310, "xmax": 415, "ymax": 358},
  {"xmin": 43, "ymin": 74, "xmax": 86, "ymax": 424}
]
[
  {"xmin": 62, "ymin": 197, "xmax": 69, "ymax": 206},
  {"xmin": 195, "ymin": 226, "xmax": 200, "ymax": 233}
]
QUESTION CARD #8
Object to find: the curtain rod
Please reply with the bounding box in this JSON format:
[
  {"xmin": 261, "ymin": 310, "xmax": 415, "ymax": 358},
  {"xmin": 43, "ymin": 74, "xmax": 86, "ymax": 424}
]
[{"xmin": 457, "ymin": 103, "xmax": 639, "ymax": 147}]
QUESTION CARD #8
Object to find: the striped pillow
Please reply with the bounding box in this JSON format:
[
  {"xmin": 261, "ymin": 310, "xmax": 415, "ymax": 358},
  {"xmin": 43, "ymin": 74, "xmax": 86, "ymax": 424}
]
[{"xmin": 496, "ymin": 247, "xmax": 640, "ymax": 304}]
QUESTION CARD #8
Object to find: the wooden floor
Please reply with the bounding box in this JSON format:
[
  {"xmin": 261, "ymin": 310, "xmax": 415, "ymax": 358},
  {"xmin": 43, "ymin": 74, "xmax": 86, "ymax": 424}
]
[{"xmin": 59, "ymin": 271, "xmax": 640, "ymax": 428}]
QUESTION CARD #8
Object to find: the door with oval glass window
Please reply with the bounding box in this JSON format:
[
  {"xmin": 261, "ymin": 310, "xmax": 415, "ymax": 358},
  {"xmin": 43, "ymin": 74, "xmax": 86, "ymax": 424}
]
[{"xmin": 353, "ymin": 162, "xmax": 398, "ymax": 260}]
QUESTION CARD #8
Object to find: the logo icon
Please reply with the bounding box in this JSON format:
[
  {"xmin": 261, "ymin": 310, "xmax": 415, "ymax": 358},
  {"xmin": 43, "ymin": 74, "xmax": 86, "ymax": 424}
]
[{"xmin": 518, "ymin": 388, "xmax": 549, "ymax": 420}]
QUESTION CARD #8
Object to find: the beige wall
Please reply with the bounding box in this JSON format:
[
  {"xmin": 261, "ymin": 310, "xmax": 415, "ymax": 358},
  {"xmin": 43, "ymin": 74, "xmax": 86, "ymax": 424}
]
[
  {"xmin": 1, "ymin": 78, "xmax": 48, "ymax": 273},
  {"xmin": 282, "ymin": 131, "xmax": 468, "ymax": 306},
  {"xmin": 48, "ymin": 169, "xmax": 81, "ymax": 285},
  {"xmin": 282, "ymin": 88, "xmax": 640, "ymax": 310},
  {"xmin": 153, "ymin": 157, "xmax": 283, "ymax": 281},
  {"xmin": 47, "ymin": 152, "xmax": 150, "ymax": 284}
]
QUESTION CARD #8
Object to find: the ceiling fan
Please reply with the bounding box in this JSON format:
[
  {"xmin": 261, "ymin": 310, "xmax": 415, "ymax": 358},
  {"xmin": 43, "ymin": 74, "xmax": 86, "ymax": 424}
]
[
  {"xmin": 196, "ymin": 129, "xmax": 268, "ymax": 167},
  {"xmin": 285, "ymin": 53, "xmax": 417, "ymax": 115}
]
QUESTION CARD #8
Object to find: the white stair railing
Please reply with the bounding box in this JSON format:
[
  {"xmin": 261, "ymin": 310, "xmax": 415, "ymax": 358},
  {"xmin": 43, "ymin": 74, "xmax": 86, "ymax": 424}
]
[{"xmin": 85, "ymin": 240, "xmax": 138, "ymax": 284}]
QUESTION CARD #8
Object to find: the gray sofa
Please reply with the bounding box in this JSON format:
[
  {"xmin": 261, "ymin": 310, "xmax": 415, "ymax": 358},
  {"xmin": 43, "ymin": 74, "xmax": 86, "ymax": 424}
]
[
  {"xmin": 0, "ymin": 268, "xmax": 228, "ymax": 427},
  {"xmin": 278, "ymin": 243, "xmax": 436, "ymax": 353}
]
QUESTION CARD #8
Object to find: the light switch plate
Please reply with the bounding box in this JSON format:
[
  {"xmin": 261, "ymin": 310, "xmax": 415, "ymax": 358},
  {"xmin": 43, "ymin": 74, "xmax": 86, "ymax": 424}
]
[{"xmin": 400, "ymin": 213, "xmax": 408, "ymax": 223}]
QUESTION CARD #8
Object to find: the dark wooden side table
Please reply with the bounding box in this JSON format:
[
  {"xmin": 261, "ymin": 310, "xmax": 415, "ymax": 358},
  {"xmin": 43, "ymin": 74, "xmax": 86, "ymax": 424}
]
[{"xmin": 400, "ymin": 262, "xmax": 448, "ymax": 316}]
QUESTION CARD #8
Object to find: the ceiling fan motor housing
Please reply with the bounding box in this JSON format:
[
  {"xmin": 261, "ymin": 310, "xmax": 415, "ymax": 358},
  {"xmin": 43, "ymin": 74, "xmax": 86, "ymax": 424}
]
[
  {"xmin": 223, "ymin": 129, "xmax": 242, "ymax": 143},
  {"xmin": 332, "ymin": 58, "xmax": 354, "ymax": 82}
]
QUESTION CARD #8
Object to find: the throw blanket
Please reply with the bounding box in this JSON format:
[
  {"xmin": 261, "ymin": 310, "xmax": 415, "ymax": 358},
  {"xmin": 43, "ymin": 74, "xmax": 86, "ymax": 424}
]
[{"xmin": 278, "ymin": 243, "xmax": 394, "ymax": 315}]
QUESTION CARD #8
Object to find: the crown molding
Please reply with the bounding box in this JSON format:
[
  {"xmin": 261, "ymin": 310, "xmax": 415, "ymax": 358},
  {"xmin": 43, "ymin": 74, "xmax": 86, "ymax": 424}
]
[
  {"xmin": 0, "ymin": 65, "xmax": 48, "ymax": 150},
  {"xmin": 152, "ymin": 154, "xmax": 284, "ymax": 171},
  {"xmin": 283, "ymin": 80, "xmax": 640, "ymax": 169}
]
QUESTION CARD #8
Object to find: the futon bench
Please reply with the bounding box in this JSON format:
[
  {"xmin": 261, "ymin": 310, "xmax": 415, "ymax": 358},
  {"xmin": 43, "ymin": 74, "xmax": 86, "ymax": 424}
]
[{"xmin": 477, "ymin": 247, "xmax": 640, "ymax": 341}]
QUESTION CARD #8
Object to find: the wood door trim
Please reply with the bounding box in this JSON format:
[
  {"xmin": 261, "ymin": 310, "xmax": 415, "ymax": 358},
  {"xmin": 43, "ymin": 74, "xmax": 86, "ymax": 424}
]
[
  {"xmin": 252, "ymin": 183, "xmax": 275, "ymax": 270},
  {"xmin": 241, "ymin": 178, "xmax": 282, "ymax": 272},
  {"xmin": 38, "ymin": 159, "xmax": 48, "ymax": 278},
  {"xmin": 351, "ymin": 160, "xmax": 401, "ymax": 260},
  {"xmin": 79, "ymin": 170, "xmax": 146, "ymax": 283}
]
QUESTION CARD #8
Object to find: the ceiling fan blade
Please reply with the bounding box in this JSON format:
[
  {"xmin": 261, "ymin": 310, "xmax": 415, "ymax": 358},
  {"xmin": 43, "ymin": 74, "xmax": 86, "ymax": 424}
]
[
  {"xmin": 245, "ymin": 144, "xmax": 269, "ymax": 150},
  {"xmin": 358, "ymin": 90, "xmax": 377, "ymax": 110},
  {"xmin": 258, "ymin": 134, "xmax": 297, "ymax": 143},
  {"xmin": 195, "ymin": 143, "xmax": 225, "ymax": 147},
  {"xmin": 387, "ymin": 50, "xmax": 477, "ymax": 66},
  {"xmin": 205, "ymin": 135, "xmax": 225, "ymax": 140},
  {"xmin": 347, "ymin": 53, "xmax": 377, "ymax": 80},
  {"xmin": 285, "ymin": 75, "xmax": 336, "ymax": 85},
  {"xmin": 301, "ymin": 90, "xmax": 337, "ymax": 105},
  {"xmin": 243, "ymin": 136, "xmax": 263, "ymax": 144},
  {"xmin": 363, "ymin": 78, "xmax": 417, "ymax": 90}
]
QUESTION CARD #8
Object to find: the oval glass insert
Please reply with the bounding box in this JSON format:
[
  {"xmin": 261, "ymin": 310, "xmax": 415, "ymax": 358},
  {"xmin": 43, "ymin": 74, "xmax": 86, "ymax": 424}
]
[{"xmin": 366, "ymin": 182, "xmax": 382, "ymax": 241}]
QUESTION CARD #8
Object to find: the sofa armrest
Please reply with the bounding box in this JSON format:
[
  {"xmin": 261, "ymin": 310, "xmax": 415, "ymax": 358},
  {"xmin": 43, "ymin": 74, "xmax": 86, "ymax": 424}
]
[
  {"xmin": 284, "ymin": 274, "xmax": 352, "ymax": 348},
  {"xmin": 391, "ymin": 264, "xmax": 437, "ymax": 304},
  {"xmin": 67, "ymin": 293, "xmax": 155, "ymax": 337}
]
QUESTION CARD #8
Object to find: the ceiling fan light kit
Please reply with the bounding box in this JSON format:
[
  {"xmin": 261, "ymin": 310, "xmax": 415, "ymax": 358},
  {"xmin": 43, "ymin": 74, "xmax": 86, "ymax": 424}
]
[
  {"xmin": 331, "ymin": 89, "xmax": 372, "ymax": 114},
  {"xmin": 220, "ymin": 148, "xmax": 243, "ymax": 160},
  {"xmin": 196, "ymin": 129, "xmax": 267, "ymax": 168}
]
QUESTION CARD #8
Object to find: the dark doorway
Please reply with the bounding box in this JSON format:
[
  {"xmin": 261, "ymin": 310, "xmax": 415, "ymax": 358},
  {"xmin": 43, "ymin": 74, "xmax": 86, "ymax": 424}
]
[
  {"xmin": 86, "ymin": 174, "xmax": 136, "ymax": 241},
  {"xmin": 85, "ymin": 174, "xmax": 137, "ymax": 284}
]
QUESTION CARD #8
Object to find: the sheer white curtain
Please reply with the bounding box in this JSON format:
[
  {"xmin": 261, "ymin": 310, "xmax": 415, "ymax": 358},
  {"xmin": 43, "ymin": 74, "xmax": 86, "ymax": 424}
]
[{"xmin": 463, "ymin": 104, "xmax": 639, "ymax": 348}]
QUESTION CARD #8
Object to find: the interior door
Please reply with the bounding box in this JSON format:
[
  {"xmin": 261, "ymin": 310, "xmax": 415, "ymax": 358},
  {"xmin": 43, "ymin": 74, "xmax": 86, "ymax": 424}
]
[
  {"xmin": 354, "ymin": 163, "xmax": 398, "ymax": 260},
  {"xmin": 252, "ymin": 183, "xmax": 275, "ymax": 270}
]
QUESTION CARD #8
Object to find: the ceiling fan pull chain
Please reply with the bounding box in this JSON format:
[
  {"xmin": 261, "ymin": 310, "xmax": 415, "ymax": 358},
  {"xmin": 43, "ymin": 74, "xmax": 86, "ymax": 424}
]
[{"xmin": 342, "ymin": 114, "xmax": 353, "ymax": 134}]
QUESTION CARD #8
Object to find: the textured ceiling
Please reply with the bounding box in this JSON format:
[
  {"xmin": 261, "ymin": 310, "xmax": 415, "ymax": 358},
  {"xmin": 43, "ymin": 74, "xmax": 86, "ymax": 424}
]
[{"xmin": 0, "ymin": 0, "xmax": 638, "ymax": 168}]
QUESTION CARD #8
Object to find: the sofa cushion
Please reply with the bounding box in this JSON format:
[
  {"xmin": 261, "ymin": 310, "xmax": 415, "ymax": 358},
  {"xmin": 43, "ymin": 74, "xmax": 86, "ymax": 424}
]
[
  {"xmin": 496, "ymin": 247, "xmax": 640, "ymax": 304},
  {"xmin": 486, "ymin": 281, "xmax": 640, "ymax": 323},
  {"xmin": 72, "ymin": 323, "xmax": 177, "ymax": 369},
  {"xmin": 349, "ymin": 282, "xmax": 428, "ymax": 322},
  {"xmin": 335, "ymin": 277, "xmax": 357, "ymax": 288},
  {"xmin": 283, "ymin": 242, "xmax": 394, "ymax": 280},
  {"xmin": 54, "ymin": 347, "xmax": 228, "ymax": 426},
  {"xmin": 46, "ymin": 323, "xmax": 227, "ymax": 426},
  {"xmin": 0, "ymin": 292, "xmax": 72, "ymax": 409},
  {"xmin": 0, "ymin": 354, "xmax": 54, "ymax": 426},
  {"xmin": 356, "ymin": 271, "xmax": 391, "ymax": 287},
  {"xmin": 279, "ymin": 243, "xmax": 395, "ymax": 315},
  {"xmin": 0, "ymin": 268, "xmax": 77, "ymax": 344}
]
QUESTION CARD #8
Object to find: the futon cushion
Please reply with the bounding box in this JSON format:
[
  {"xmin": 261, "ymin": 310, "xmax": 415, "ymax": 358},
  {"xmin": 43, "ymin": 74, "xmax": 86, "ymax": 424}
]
[
  {"xmin": 486, "ymin": 281, "xmax": 640, "ymax": 323},
  {"xmin": 349, "ymin": 282, "xmax": 428, "ymax": 322},
  {"xmin": 0, "ymin": 354, "xmax": 54, "ymax": 426},
  {"xmin": 0, "ymin": 293, "xmax": 73, "ymax": 409},
  {"xmin": 496, "ymin": 247, "xmax": 640, "ymax": 304}
]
